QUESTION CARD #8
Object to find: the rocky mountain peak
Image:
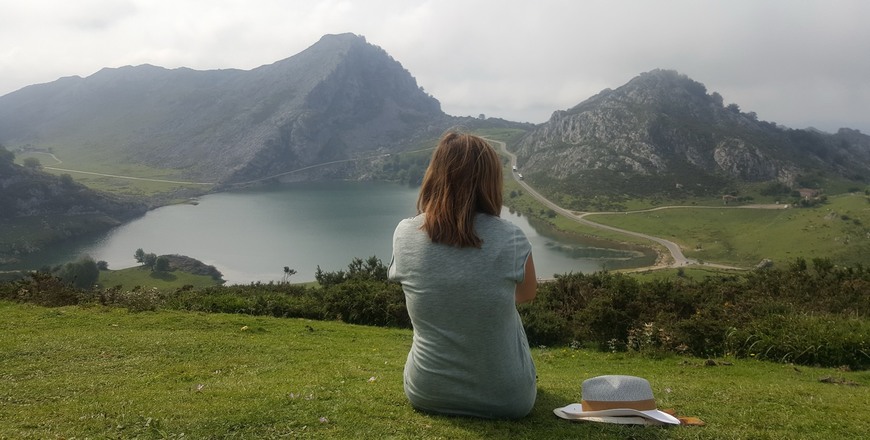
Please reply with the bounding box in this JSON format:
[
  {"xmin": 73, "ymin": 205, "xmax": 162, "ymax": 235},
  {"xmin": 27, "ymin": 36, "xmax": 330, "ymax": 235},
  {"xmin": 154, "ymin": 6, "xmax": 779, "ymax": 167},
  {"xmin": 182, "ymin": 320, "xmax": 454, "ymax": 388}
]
[
  {"xmin": 0, "ymin": 34, "xmax": 447, "ymax": 184},
  {"xmin": 517, "ymin": 69, "xmax": 869, "ymax": 202}
]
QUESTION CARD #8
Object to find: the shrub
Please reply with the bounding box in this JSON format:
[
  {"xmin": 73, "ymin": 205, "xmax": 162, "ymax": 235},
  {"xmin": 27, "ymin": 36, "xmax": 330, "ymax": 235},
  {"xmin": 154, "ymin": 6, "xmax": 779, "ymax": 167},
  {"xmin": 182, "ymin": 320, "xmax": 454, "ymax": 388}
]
[
  {"xmin": 518, "ymin": 261, "xmax": 870, "ymax": 368},
  {"xmin": 88, "ymin": 286, "xmax": 164, "ymax": 312},
  {"xmin": 57, "ymin": 256, "xmax": 100, "ymax": 289},
  {"xmin": 518, "ymin": 306, "xmax": 569, "ymax": 347},
  {"xmin": 0, "ymin": 272, "xmax": 81, "ymax": 307},
  {"xmin": 726, "ymin": 313, "xmax": 870, "ymax": 369},
  {"xmin": 321, "ymin": 279, "xmax": 408, "ymax": 327},
  {"xmin": 2, "ymin": 257, "xmax": 867, "ymax": 369}
]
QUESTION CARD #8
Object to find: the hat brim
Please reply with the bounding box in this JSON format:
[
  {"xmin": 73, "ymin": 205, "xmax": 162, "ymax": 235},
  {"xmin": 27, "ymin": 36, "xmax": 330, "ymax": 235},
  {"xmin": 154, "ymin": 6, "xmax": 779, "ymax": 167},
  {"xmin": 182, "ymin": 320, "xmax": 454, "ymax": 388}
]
[{"xmin": 554, "ymin": 403, "xmax": 680, "ymax": 425}]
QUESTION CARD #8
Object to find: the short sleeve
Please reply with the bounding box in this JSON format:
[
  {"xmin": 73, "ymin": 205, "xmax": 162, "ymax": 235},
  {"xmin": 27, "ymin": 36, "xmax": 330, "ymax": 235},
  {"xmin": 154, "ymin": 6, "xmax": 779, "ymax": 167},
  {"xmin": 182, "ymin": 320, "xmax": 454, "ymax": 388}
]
[{"xmin": 388, "ymin": 218, "xmax": 413, "ymax": 282}]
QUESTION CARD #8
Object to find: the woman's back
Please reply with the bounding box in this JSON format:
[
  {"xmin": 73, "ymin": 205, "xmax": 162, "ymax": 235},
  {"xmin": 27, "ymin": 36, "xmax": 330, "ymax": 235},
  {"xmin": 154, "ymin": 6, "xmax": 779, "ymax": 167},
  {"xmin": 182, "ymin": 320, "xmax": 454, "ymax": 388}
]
[{"xmin": 389, "ymin": 213, "xmax": 537, "ymax": 419}]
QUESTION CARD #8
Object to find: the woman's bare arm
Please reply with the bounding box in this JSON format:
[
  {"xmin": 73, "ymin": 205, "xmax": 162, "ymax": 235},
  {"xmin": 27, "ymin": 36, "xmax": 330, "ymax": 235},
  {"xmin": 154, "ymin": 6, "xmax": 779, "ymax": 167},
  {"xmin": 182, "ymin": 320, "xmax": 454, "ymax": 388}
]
[{"xmin": 515, "ymin": 253, "xmax": 537, "ymax": 304}]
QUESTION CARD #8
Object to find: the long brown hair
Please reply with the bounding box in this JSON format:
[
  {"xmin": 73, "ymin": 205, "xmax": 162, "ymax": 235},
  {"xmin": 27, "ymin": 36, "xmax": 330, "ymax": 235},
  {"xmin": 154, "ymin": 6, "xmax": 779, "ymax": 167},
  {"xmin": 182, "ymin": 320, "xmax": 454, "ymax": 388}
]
[{"xmin": 416, "ymin": 131, "xmax": 503, "ymax": 248}]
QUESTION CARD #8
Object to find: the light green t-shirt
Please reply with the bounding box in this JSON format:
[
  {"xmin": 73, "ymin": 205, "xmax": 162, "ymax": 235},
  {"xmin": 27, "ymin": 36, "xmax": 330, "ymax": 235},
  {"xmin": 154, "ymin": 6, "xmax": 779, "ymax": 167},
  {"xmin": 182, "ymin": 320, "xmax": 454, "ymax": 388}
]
[{"xmin": 388, "ymin": 213, "xmax": 537, "ymax": 419}]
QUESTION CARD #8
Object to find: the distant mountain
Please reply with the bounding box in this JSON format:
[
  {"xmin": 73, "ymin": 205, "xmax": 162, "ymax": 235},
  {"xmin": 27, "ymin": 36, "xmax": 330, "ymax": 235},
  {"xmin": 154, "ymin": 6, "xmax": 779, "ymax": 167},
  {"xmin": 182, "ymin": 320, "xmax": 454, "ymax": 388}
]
[
  {"xmin": 0, "ymin": 33, "xmax": 450, "ymax": 184},
  {"xmin": 515, "ymin": 69, "xmax": 870, "ymax": 201},
  {"xmin": 2, "ymin": 39, "xmax": 867, "ymax": 199}
]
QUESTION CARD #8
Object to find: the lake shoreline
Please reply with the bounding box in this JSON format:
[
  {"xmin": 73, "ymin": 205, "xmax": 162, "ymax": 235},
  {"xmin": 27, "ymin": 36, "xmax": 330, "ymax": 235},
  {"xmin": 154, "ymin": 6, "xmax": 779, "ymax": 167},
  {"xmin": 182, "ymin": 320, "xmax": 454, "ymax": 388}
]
[{"xmin": 1, "ymin": 181, "xmax": 658, "ymax": 283}]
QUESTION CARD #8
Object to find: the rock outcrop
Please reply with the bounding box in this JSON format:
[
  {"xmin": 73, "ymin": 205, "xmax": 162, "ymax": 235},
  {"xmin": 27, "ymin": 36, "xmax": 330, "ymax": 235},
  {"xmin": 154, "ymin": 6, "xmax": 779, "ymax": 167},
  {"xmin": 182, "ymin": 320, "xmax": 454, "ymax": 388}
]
[{"xmin": 515, "ymin": 69, "xmax": 870, "ymax": 197}]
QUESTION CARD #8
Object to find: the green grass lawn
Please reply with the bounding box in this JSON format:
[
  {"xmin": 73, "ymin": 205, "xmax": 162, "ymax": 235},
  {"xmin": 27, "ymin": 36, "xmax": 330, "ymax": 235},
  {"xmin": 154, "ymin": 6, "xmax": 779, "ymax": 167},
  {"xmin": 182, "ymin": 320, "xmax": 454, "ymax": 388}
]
[
  {"xmin": 583, "ymin": 194, "xmax": 870, "ymax": 268},
  {"xmin": 98, "ymin": 266, "xmax": 224, "ymax": 290},
  {"xmin": 625, "ymin": 266, "xmax": 745, "ymax": 282},
  {"xmin": 15, "ymin": 151, "xmax": 214, "ymax": 199},
  {"xmin": 2, "ymin": 300, "xmax": 867, "ymax": 439}
]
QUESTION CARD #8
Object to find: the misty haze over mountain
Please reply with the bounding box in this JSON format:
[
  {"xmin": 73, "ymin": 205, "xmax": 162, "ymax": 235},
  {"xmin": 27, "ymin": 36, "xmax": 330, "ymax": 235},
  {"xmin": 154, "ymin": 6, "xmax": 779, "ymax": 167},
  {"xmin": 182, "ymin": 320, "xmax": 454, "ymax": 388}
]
[{"xmin": 1, "ymin": 33, "xmax": 866, "ymax": 196}]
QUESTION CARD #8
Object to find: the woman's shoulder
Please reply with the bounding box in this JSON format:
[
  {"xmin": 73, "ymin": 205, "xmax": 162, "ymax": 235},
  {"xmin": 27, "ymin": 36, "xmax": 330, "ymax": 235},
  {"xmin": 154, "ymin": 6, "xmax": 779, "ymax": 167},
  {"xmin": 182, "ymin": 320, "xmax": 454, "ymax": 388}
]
[
  {"xmin": 395, "ymin": 214, "xmax": 424, "ymax": 233},
  {"xmin": 476, "ymin": 212, "xmax": 516, "ymax": 227},
  {"xmin": 476, "ymin": 213, "xmax": 524, "ymax": 236}
]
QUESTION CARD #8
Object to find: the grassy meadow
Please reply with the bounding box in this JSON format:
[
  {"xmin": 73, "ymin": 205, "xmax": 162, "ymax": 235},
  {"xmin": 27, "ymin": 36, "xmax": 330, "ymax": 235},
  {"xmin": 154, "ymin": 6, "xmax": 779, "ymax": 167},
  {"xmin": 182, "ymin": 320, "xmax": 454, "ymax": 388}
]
[
  {"xmin": 584, "ymin": 193, "xmax": 870, "ymax": 268},
  {"xmin": 3, "ymin": 129, "xmax": 868, "ymax": 438},
  {"xmin": 500, "ymin": 158, "xmax": 869, "ymax": 269},
  {"xmin": 98, "ymin": 266, "xmax": 224, "ymax": 290},
  {"xmin": 15, "ymin": 151, "xmax": 214, "ymax": 199},
  {"xmin": 2, "ymin": 300, "xmax": 868, "ymax": 439}
]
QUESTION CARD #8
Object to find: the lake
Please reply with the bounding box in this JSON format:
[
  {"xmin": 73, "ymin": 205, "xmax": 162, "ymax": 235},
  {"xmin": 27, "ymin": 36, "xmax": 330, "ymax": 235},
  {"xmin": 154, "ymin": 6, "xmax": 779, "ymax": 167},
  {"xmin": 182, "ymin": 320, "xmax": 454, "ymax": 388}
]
[{"xmin": 9, "ymin": 181, "xmax": 655, "ymax": 283}]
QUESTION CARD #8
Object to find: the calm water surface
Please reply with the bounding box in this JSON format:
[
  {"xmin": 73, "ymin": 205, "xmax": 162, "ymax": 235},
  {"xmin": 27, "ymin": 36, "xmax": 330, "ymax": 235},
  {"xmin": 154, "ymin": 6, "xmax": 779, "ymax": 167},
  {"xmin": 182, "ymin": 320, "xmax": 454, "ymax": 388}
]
[{"xmin": 12, "ymin": 182, "xmax": 654, "ymax": 283}]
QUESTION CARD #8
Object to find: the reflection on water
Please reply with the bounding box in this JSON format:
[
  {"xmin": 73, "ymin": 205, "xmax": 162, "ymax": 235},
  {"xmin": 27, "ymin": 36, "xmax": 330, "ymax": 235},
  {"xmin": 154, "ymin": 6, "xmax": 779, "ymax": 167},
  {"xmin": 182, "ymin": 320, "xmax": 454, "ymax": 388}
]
[
  {"xmin": 503, "ymin": 207, "xmax": 655, "ymax": 277},
  {"xmin": 543, "ymin": 240, "xmax": 645, "ymax": 260},
  {"xmin": 3, "ymin": 182, "xmax": 656, "ymax": 283}
]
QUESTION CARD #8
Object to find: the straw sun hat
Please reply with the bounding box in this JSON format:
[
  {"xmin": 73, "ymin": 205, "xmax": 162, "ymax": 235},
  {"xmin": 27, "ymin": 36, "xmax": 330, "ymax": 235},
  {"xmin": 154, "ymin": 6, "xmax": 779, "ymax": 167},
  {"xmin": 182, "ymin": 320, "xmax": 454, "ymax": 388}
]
[{"xmin": 554, "ymin": 375, "xmax": 681, "ymax": 425}]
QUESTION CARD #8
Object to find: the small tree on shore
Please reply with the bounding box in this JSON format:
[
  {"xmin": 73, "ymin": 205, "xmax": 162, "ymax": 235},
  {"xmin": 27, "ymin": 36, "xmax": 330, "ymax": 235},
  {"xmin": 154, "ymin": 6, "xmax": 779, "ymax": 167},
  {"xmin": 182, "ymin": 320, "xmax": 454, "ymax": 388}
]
[
  {"xmin": 143, "ymin": 253, "xmax": 157, "ymax": 269},
  {"xmin": 154, "ymin": 256, "xmax": 170, "ymax": 272},
  {"xmin": 58, "ymin": 256, "xmax": 99, "ymax": 289},
  {"xmin": 282, "ymin": 266, "xmax": 297, "ymax": 283}
]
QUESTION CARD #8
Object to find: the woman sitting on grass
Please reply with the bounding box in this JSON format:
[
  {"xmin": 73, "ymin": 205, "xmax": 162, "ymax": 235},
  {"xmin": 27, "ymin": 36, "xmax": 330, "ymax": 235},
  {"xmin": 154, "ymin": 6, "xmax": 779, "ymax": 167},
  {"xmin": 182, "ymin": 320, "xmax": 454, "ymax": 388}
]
[{"xmin": 389, "ymin": 131, "xmax": 538, "ymax": 419}]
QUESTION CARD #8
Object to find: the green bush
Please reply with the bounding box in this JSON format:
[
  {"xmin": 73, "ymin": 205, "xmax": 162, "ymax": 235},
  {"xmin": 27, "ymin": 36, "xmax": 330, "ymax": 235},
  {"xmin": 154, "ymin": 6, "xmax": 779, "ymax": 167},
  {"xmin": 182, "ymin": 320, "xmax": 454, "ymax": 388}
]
[
  {"xmin": 519, "ymin": 261, "xmax": 870, "ymax": 368},
  {"xmin": 57, "ymin": 256, "xmax": 100, "ymax": 289},
  {"xmin": 168, "ymin": 283, "xmax": 325, "ymax": 320},
  {"xmin": 727, "ymin": 313, "xmax": 870, "ymax": 369},
  {"xmin": 2, "ymin": 257, "xmax": 867, "ymax": 369},
  {"xmin": 0, "ymin": 272, "xmax": 81, "ymax": 306},
  {"xmin": 322, "ymin": 279, "xmax": 408, "ymax": 327},
  {"xmin": 516, "ymin": 306, "xmax": 568, "ymax": 347},
  {"xmin": 86, "ymin": 285, "xmax": 165, "ymax": 312}
]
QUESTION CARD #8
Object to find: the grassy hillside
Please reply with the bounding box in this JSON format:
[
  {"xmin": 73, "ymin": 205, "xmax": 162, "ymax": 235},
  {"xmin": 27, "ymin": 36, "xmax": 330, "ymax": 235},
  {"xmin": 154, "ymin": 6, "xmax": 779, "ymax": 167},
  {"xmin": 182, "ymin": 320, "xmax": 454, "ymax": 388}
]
[
  {"xmin": 501, "ymin": 163, "xmax": 869, "ymax": 269},
  {"xmin": 585, "ymin": 193, "xmax": 870, "ymax": 267},
  {"xmin": 14, "ymin": 151, "xmax": 214, "ymax": 200},
  {"xmin": 1, "ymin": 300, "xmax": 867, "ymax": 439},
  {"xmin": 98, "ymin": 266, "xmax": 224, "ymax": 290}
]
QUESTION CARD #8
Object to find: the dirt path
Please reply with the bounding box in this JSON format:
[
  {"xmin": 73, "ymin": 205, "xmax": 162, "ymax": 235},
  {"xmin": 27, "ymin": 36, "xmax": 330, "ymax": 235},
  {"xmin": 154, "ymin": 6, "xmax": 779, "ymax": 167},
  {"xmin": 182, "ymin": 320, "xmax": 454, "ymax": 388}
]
[{"xmin": 25, "ymin": 151, "xmax": 216, "ymax": 185}]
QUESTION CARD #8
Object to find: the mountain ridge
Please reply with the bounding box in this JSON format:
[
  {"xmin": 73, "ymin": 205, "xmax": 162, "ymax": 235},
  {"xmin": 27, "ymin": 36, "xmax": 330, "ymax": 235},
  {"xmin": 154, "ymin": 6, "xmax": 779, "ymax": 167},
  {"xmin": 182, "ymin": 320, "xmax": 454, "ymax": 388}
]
[
  {"xmin": 0, "ymin": 37, "xmax": 868, "ymax": 266},
  {"xmin": 0, "ymin": 33, "xmax": 451, "ymax": 184},
  {"xmin": 1, "ymin": 40, "xmax": 867, "ymax": 194},
  {"xmin": 514, "ymin": 69, "xmax": 869, "ymax": 202}
]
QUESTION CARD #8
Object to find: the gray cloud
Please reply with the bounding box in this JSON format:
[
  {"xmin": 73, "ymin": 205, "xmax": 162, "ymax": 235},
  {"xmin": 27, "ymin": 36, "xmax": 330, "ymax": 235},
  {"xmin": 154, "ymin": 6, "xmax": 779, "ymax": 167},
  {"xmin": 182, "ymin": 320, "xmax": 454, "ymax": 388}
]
[{"xmin": 1, "ymin": 0, "xmax": 867, "ymax": 133}]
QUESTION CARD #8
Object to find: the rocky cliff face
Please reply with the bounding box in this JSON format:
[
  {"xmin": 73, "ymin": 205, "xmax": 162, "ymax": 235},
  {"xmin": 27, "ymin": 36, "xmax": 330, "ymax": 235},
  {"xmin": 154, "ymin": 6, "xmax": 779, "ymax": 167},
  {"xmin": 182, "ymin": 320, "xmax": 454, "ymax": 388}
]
[
  {"xmin": 515, "ymin": 69, "xmax": 869, "ymax": 196},
  {"xmin": 0, "ymin": 34, "xmax": 448, "ymax": 184},
  {"xmin": 225, "ymin": 34, "xmax": 446, "ymax": 183}
]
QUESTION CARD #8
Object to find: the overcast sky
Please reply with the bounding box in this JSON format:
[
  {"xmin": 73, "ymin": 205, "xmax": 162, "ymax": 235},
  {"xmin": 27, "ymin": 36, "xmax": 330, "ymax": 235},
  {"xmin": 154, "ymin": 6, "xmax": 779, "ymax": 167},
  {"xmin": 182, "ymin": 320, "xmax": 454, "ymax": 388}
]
[{"xmin": 1, "ymin": 0, "xmax": 868, "ymax": 133}]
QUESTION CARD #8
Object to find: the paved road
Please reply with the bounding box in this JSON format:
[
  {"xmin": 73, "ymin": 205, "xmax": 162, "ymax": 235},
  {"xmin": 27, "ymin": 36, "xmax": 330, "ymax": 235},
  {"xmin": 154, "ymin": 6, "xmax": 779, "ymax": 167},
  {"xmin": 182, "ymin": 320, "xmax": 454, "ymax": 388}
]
[{"xmin": 489, "ymin": 138, "xmax": 703, "ymax": 269}]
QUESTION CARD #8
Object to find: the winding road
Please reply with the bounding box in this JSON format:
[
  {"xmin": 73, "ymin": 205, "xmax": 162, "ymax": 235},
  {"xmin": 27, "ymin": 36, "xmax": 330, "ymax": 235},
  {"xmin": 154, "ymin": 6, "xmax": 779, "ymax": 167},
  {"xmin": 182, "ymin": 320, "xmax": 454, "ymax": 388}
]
[
  {"xmin": 26, "ymin": 143, "xmax": 767, "ymax": 271},
  {"xmin": 488, "ymin": 138, "xmax": 764, "ymax": 270},
  {"xmin": 27, "ymin": 151, "xmax": 216, "ymax": 185}
]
